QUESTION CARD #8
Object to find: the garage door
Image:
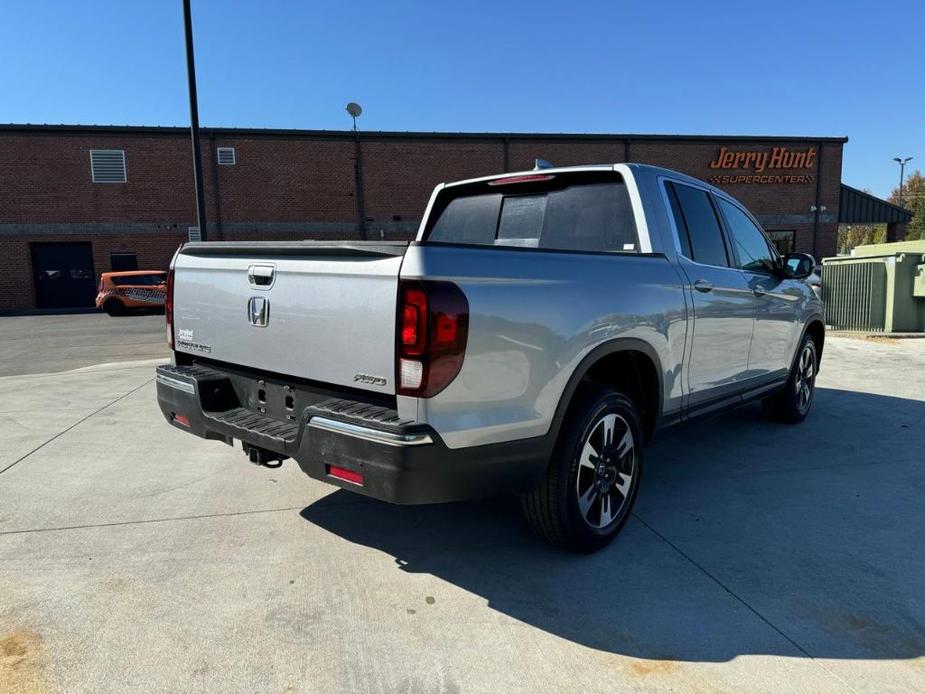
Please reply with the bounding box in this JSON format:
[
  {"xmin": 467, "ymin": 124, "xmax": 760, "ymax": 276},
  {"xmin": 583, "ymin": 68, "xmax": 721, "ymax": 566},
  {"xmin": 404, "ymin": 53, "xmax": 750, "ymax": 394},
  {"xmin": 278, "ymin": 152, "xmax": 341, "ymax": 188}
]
[{"xmin": 31, "ymin": 242, "xmax": 97, "ymax": 309}]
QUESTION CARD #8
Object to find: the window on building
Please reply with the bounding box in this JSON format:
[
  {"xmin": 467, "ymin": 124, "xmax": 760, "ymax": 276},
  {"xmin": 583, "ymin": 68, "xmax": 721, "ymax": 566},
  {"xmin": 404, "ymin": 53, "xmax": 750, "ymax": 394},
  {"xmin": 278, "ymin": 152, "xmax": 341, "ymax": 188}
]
[
  {"xmin": 110, "ymin": 253, "xmax": 138, "ymax": 272},
  {"xmin": 89, "ymin": 149, "xmax": 127, "ymax": 183},
  {"xmin": 217, "ymin": 147, "xmax": 236, "ymax": 165},
  {"xmin": 668, "ymin": 182, "xmax": 729, "ymax": 267},
  {"xmin": 715, "ymin": 198, "xmax": 776, "ymax": 272},
  {"xmin": 766, "ymin": 230, "xmax": 796, "ymax": 255}
]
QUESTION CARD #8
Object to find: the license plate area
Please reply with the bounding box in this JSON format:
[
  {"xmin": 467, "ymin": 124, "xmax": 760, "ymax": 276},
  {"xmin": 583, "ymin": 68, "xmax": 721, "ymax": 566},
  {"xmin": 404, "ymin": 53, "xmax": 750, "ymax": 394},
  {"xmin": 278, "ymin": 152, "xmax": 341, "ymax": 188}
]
[
  {"xmin": 240, "ymin": 377, "xmax": 303, "ymax": 423},
  {"xmin": 185, "ymin": 357, "xmax": 398, "ymax": 424}
]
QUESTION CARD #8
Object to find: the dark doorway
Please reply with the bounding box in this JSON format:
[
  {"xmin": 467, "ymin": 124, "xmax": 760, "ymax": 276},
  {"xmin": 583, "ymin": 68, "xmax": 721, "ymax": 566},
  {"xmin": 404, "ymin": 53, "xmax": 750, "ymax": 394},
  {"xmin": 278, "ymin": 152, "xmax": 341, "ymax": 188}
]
[
  {"xmin": 110, "ymin": 252, "xmax": 138, "ymax": 271},
  {"xmin": 30, "ymin": 242, "xmax": 96, "ymax": 309}
]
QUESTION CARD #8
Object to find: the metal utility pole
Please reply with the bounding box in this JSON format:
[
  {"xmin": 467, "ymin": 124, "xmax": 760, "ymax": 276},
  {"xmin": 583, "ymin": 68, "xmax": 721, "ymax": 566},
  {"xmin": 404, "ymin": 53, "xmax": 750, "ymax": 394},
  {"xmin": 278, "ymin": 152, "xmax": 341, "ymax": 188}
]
[
  {"xmin": 183, "ymin": 0, "xmax": 208, "ymax": 241},
  {"xmin": 346, "ymin": 102, "xmax": 366, "ymax": 240},
  {"xmin": 894, "ymin": 156, "xmax": 913, "ymax": 209}
]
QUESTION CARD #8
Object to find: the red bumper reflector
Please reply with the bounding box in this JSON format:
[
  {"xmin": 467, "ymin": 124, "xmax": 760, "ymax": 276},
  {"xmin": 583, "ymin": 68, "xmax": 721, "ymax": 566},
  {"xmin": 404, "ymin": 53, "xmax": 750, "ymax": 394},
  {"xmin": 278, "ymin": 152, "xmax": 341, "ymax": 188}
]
[
  {"xmin": 172, "ymin": 413, "xmax": 190, "ymax": 427},
  {"xmin": 327, "ymin": 465, "xmax": 364, "ymax": 486}
]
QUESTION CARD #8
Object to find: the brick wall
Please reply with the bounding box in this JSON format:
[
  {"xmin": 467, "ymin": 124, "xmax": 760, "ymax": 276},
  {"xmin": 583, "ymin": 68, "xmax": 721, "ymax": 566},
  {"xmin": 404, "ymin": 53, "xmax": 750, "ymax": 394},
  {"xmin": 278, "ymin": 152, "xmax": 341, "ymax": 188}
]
[{"xmin": 0, "ymin": 127, "xmax": 846, "ymax": 310}]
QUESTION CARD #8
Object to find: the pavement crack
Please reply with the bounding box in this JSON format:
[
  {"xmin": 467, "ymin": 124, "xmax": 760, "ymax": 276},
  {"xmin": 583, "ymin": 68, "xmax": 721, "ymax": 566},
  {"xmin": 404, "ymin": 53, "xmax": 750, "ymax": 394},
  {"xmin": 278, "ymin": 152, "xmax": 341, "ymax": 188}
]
[
  {"xmin": 0, "ymin": 377, "xmax": 153, "ymax": 476},
  {"xmin": 0, "ymin": 505, "xmax": 304, "ymax": 536},
  {"xmin": 631, "ymin": 512, "xmax": 863, "ymax": 694}
]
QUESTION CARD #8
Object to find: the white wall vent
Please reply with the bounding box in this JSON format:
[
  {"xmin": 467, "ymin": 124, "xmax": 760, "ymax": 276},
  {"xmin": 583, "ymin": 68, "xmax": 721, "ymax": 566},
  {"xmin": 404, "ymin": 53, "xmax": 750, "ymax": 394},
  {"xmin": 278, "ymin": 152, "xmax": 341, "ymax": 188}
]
[
  {"xmin": 217, "ymin": 147, "xmax": 236, "ymax": 165},
  {"xmin": 90, "ymin": 149, "xmax": 127, "ymax": 183}
]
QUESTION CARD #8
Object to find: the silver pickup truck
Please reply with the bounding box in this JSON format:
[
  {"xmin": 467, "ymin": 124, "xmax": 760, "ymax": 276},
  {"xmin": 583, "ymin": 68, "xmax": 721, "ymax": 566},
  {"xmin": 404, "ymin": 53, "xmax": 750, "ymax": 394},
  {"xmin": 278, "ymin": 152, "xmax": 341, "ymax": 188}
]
[{"xmin": 156, "ymin": 163, "xmax": 824, "ymax": 552}]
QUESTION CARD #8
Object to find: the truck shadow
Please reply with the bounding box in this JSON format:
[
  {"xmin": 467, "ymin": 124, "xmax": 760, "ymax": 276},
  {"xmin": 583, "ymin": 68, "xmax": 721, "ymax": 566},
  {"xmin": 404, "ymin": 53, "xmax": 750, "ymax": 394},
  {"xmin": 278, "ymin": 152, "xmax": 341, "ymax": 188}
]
[{"xmin": 300, "ymin": 387, "xmax": 925, "ymax": 662}]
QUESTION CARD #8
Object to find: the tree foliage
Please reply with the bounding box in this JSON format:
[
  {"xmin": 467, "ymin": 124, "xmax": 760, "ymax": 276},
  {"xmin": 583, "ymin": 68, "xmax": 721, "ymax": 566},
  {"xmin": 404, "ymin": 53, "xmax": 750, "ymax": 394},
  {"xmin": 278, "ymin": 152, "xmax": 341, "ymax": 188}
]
[
  {"xmin": 836, "ymin": 187, "xmax": 885, "ymax": 254},
  {"xmin": 888, "ymin": 169, "xmax": 925, "ymax": 241},
  {"xmin": 837, "ymin": 223, "xmax": 885, "ymax": 254}
]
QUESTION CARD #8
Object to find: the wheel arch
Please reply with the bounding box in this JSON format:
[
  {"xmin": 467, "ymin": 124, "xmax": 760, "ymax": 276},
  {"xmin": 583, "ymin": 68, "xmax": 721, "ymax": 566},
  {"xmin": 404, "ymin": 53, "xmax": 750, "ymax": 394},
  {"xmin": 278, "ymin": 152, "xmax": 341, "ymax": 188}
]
[
  {"xmin": 796, "ymin": 316, "xmax": 825, "ymax": 372},
  {"xmin": 552, "ymin": 338, "xmax": 664, "ymax": 443}
]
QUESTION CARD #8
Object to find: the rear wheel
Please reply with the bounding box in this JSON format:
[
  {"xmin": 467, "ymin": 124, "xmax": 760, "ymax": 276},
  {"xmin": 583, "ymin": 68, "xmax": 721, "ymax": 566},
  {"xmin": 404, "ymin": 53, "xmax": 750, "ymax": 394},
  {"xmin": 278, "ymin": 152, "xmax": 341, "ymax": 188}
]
[
  {"xmin": 102, "ymin": 298, "xmax": 125, "ymax": 316},
  {"xmin": 522, "ymin": 387, "xmax": 643, "ymax": 553},
  {"xmin": 763, "ymin": 335, "xmax": 817, "ymax": 423}
]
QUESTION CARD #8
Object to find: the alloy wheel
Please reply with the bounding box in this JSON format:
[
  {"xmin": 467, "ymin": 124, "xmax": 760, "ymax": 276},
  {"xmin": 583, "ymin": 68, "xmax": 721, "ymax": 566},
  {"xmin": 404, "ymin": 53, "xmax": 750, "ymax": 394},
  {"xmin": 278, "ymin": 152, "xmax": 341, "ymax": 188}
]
[
  {"xmin": 575, "ymin": 413, "xmax": 637, "ymax": 529},
  {"xmin": 795, "ymin": 343, "xmax": 816, "ymax": 412}
]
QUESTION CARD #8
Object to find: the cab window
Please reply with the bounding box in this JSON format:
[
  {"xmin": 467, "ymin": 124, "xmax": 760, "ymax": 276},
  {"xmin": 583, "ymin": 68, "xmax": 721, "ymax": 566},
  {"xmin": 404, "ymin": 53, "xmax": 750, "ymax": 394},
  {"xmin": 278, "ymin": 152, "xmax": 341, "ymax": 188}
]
[
  {"xmin": 666, "ymin": 182, "xmax": 729, "ymax": 267},
  {"xmin": 427, "ymin": 175, "xmax": 639, "ymax": 253},
  {"xmin": 715, "ymin": 198, "xmax": 776, "ymax": 273}
]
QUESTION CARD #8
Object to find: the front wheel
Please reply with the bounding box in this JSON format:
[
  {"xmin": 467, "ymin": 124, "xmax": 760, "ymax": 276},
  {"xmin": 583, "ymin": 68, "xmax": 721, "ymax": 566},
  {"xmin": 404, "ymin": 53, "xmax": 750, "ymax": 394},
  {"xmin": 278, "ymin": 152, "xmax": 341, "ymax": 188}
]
[
  {"xmin": 763, "ymin": 335, "xmax": 817, "ymax": 423},
  {"xmin": 521, "ymin": 387, "xmax": 643, "ymax": 553}
]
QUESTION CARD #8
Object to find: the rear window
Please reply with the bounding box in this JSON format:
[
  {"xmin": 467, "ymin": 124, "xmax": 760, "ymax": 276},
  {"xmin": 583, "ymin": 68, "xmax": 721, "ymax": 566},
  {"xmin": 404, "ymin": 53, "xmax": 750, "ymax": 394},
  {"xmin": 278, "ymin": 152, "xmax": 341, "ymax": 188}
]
[
  {"xmin": 426, "ymin": 175, "xmax": 639, "ymax": 253},
  {"xmin": 111, "ymin": 273, "xmax": 166, "ymax": 286}
]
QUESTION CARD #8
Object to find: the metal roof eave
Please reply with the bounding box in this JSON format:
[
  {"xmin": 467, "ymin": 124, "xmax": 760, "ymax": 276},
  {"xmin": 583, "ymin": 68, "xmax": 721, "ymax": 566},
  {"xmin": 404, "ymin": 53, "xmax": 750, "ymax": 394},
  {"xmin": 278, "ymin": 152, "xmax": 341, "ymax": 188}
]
[
  {"xmin": 839, "ymin": 184, "xmax": 914, "ymax": 224},
  {"xmin": 0, "ymin": 123, "xmax": 850, "ymax": 144}
]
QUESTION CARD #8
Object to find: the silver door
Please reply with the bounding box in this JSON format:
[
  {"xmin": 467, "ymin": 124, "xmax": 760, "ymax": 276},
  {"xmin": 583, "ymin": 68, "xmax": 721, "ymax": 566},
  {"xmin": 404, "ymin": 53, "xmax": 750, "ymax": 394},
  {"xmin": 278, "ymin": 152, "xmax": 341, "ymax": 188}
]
[
  {"xmin": 677, "ymin": 257, "xmax": 755, "ymax": 406},
  {"xmin": 713, "ymin": 196, "xmax": 802, "ymax": 380},
  {"xmin": 662, "ymin": 180, "xmax": 756, "ymax": 410},
  {"xmin": 744, "ymin": 272, "xmax": 803, "ymax": 378}
]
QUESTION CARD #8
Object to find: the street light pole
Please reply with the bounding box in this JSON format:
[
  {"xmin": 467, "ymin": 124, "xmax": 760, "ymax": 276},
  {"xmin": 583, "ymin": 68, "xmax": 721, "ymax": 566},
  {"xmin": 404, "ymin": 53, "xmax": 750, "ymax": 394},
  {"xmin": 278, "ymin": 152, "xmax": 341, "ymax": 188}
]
[
  {"xmin": 183, "ymin": 0, "xmax": 208, "ymax": 242},
  {"xmin": 893, "ymin": 156, "xmax": 913, "ymax": 209},
  {"xmin": 346, "ymin": 103, "xmax": 366, "ymax": 240}
]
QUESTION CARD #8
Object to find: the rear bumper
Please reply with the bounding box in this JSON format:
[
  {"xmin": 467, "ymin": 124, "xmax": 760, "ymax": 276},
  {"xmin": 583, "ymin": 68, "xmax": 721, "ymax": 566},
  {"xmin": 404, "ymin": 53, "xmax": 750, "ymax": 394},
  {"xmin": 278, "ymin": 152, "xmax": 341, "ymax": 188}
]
[{"xmin": 156, "ymin": 364, "xmax": 549, "ymax": 504}]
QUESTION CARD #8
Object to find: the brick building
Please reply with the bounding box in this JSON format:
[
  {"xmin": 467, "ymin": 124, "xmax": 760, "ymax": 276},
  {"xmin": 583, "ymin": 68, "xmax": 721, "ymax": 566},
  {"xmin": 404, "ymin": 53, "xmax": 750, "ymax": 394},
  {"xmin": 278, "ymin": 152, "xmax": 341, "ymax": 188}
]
[{"xmin": 0, "ymin": 124, "xmax": 907, "ymax": 311}]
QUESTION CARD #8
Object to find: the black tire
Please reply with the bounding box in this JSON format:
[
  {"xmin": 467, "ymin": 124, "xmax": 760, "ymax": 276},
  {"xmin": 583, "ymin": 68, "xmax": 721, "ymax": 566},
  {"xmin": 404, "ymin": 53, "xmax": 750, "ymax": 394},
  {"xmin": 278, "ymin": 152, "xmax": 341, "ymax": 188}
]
[
  {"xmin": 521, "ymin": 386, "xmax": 644, "ymax": 553},
  {"xmin": 102, "ymin": 299, "xmax": 126, "ymax": 316},
  {"xmin": 762, "ymin": 334, "xmax": 818, "ymax": 423}
]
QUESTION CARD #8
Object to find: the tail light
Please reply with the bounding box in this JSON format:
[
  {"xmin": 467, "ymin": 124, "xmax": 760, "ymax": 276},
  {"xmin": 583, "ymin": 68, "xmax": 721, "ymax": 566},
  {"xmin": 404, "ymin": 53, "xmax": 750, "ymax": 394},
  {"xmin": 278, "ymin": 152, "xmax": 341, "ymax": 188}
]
[
  {"xmin": 165, "ymin": 269, "xmax": 175, "ymax": 349},
  {"xmin": 396, "ymin": 280, "xmax": 468, "ymax": 398}
]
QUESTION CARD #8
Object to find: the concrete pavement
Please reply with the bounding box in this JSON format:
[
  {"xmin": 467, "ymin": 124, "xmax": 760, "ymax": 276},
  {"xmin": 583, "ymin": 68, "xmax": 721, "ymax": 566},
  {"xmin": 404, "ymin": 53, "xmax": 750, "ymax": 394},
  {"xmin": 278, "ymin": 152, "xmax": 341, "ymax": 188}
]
[{"xmin": 1, "ymin": 335, "xmax": 924, "ymax": 693}]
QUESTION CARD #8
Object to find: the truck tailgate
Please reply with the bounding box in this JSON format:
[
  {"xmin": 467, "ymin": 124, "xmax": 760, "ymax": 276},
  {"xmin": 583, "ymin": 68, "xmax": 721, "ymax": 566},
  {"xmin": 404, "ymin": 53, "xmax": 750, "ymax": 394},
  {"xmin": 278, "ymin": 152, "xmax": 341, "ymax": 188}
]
[{"xmin": 171, "ymin": 242, "xmax": 405, "ymax": 394}]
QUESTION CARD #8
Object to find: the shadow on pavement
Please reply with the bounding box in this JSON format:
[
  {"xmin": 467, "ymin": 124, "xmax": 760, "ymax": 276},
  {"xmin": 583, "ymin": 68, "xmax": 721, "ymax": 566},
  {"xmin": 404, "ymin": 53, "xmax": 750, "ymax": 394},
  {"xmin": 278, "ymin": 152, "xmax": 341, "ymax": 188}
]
[{"xmin": 301, "ymin": 387, "xmax": 925, "ymax": 662}]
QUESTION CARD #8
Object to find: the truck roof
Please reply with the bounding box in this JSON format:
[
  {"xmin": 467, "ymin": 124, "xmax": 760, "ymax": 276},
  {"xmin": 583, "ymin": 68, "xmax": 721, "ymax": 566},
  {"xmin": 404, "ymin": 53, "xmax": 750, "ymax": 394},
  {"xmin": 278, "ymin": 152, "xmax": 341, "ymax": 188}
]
[{"xmin": 443, "ymin": 162, "xmax": 726, "ymax": 197}]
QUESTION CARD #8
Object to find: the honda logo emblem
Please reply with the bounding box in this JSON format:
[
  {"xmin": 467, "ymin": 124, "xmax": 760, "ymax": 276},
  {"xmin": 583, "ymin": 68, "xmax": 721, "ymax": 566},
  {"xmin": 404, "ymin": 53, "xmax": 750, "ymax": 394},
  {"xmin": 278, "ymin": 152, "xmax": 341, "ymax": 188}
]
[{"xmin": 247, "ymin": 296, "xmax": 270, "ymax": 327}]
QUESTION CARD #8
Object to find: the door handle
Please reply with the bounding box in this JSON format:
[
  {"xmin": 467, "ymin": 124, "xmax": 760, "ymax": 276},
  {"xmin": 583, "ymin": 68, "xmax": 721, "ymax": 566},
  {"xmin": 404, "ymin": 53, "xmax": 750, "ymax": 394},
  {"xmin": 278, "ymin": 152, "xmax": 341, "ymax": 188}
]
[
  {"xmin": 248, "ymin": 264, "xmax": 275, "ymax": 287},
  {"xmin": 693, "ymin": 279, "xmax": 713, "ymax": 293}
]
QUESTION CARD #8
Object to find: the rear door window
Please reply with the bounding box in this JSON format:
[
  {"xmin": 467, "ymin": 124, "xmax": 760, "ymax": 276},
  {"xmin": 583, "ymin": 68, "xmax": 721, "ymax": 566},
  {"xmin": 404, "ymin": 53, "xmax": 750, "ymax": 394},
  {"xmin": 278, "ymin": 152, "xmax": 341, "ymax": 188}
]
[
  {"xmin": 427, "ymin": 176, "xmax": 639, "ymax": 253},
  {"xmin": 667, "ymin": 182, "xmax": 729, "ymax": 267}
]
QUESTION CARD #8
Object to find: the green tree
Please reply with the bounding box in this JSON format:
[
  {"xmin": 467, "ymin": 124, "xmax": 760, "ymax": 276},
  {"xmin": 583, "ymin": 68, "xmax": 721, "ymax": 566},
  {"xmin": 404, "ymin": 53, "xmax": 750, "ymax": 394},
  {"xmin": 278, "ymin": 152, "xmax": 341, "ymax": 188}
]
[
  {"xmin": 888, "ymin": 169, "xmax": 925, "ymax": 241},
  {"xmin": 837, "ymin": 223, "xmax": 885, "ymax": 254},
  {"xmin": 837, "ymin": 188, "xmax": 885, "ymax": 254}
]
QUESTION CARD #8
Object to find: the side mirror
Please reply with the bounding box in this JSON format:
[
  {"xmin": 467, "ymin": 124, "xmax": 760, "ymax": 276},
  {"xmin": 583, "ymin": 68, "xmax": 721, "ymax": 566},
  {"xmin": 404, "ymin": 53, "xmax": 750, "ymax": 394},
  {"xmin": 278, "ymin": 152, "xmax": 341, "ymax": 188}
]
[{"xmin": 781, "ymin": 252, "xmax": 815, "ymax": 280}]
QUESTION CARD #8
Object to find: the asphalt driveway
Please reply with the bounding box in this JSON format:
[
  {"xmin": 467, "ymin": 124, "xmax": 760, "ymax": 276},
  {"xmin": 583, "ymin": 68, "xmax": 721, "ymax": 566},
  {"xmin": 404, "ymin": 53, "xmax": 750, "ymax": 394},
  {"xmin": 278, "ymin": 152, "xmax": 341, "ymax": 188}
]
[{"xmin": 0, "ymin": 312, "xmax": 167, "ymax": 377}]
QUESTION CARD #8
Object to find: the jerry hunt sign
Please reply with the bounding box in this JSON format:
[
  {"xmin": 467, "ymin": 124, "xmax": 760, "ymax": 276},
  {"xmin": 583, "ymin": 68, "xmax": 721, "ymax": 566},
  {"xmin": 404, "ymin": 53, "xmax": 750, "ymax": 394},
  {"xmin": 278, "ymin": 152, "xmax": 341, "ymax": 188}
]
[{"xmin": 708, "ymin": 146, "xmax": 817, "ymax": 185}]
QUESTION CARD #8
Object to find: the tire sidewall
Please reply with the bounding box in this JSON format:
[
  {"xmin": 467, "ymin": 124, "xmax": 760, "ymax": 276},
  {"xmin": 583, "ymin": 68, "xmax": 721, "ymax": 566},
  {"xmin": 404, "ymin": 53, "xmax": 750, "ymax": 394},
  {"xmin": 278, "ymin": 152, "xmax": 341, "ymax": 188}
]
[
  {"xmin": 788, "ymin": 336, "xmax": 817, "ymax": 419},
  {"xmin": 557, "ymin": 389, "xmax": 644, "ymax": 551}
]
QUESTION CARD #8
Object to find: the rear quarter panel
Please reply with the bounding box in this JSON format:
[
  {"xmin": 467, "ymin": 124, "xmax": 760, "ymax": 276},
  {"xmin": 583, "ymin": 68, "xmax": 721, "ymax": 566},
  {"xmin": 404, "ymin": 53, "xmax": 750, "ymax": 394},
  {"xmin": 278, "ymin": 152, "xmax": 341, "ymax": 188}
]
[{"xmin": 400, "ymin": 244, "xmax": 688, "ymax": 448}]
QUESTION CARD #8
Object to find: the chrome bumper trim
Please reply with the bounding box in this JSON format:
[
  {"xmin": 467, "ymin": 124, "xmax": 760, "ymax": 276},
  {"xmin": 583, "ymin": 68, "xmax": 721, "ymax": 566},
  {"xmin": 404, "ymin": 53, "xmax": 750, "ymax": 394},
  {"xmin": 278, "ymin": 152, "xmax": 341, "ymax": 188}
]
[
  {"xmin": 156, "ymin": 373, "xmax": 196, "ymax": 394},
  {"xmin": 308, "ymin": 416, "xmax": 433, "ymax": 447}
]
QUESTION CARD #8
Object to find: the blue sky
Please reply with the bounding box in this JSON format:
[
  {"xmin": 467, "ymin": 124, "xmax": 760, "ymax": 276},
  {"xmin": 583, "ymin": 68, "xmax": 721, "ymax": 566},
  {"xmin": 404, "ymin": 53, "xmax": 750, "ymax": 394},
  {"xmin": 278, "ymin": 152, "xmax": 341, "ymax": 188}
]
[{"xmin": 1, "ymin": 1, "xmax": 922, "ymax": 197}]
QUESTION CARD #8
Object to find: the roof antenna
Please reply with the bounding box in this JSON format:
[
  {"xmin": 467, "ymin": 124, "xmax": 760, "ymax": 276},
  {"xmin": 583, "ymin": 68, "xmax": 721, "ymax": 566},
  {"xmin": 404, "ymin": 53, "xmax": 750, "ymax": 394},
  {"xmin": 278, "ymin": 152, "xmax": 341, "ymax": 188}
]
[{"xmin": 534, "ymin": 158, "xmax": 554, "ymax": 170}]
